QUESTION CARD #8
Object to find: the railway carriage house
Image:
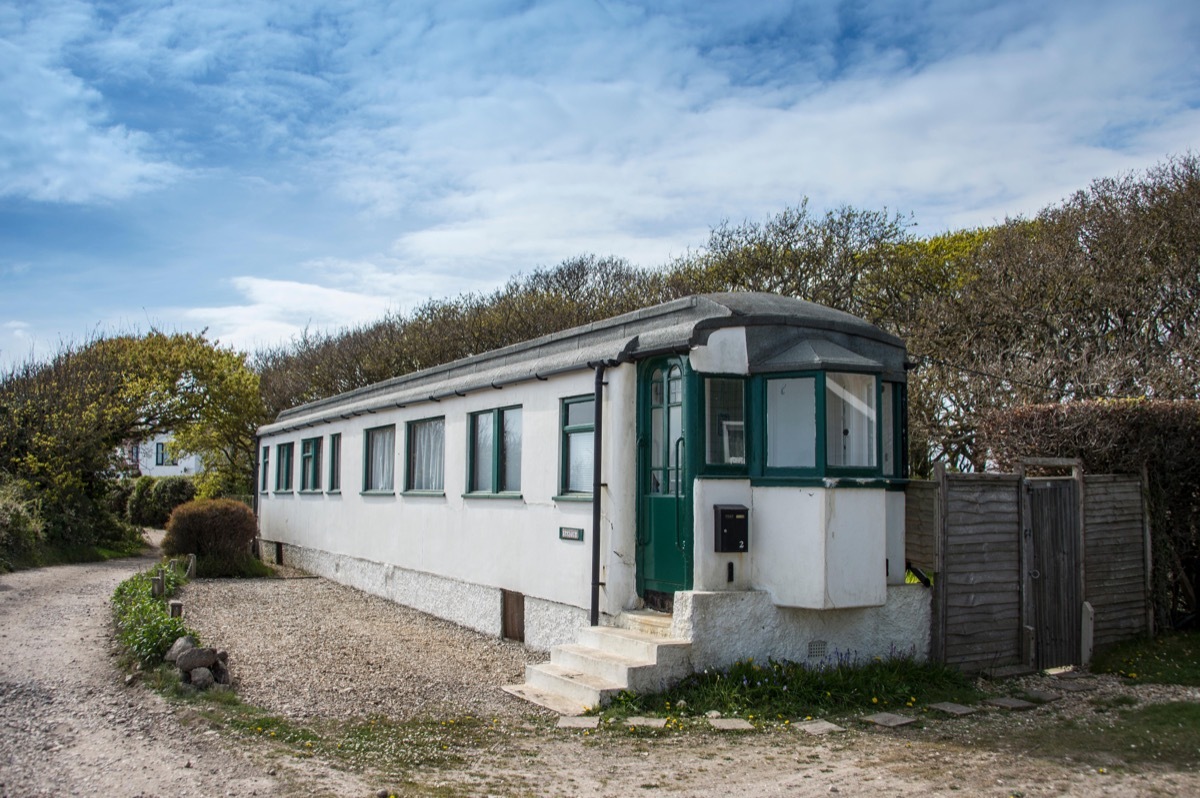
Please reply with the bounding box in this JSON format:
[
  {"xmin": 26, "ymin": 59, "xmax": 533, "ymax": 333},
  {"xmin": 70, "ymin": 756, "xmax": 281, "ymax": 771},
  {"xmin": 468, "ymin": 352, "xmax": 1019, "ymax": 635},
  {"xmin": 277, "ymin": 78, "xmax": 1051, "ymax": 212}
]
[{"xmin": 256, "ymin": 293, "xmax": 930, "ymax": 713}]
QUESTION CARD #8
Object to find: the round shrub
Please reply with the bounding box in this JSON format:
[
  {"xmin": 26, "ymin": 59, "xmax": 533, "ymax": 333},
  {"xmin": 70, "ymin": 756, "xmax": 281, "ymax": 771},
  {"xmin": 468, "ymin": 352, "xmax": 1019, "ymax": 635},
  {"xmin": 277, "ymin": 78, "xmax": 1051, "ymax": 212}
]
[
  {"xmin": 149, "ymin": 476, "xmax": 196, "ymax": 527},
  {"xmin": 127, "ymin": 475, "xmax": 157, "ymax": 527},
  {"xmin": 163, "ymin": 498, "xmax": 257, "ymax": 562}
]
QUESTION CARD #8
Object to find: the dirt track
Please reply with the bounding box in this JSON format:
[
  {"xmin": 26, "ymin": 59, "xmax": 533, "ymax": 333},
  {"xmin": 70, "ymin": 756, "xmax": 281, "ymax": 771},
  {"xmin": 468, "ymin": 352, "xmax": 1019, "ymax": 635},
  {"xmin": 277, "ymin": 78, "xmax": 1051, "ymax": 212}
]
[
  {"xmin": 2, "ymin": 538, "xmax": 1197, "ymax": 797},
  {"xmin": 0, "ymin": 540, "xmax": 364, "ymax": 797}
]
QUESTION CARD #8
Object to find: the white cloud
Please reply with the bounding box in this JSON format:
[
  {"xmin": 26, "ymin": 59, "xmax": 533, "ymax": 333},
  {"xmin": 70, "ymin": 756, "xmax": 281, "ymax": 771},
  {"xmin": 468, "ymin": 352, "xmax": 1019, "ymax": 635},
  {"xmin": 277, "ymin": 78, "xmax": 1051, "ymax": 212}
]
[{"xmin": 0, "ymin": 9, "xmax": 182, "ymax": 203}]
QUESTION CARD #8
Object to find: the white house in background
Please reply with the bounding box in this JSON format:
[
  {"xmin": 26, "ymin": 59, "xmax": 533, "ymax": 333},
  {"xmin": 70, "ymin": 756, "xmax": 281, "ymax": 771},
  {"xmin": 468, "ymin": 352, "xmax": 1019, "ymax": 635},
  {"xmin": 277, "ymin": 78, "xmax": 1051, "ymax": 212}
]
[
  {"xmin": 123, "ymin": 432, "xmax": 203, "ymax": 478},
  {"xmin": 255, "ymin": 293, "xmax": 931, "ymax": 712}
]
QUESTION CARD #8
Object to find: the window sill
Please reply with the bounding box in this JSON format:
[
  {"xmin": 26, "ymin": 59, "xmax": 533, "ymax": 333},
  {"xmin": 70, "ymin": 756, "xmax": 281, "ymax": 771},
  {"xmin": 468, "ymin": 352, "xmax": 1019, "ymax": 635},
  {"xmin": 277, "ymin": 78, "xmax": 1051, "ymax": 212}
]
[
  {"xmin": 326, "ymin": 490, "xmax": 342, "ymax": 495},
  {"xmin": 273, "ymin": 490, "xmax": 295, "ymax": 495},
  {"xmin": 401, "ymin": 490, "xmax": 446, "ymax": 498},
  {"xmin": 360, "ymin": 490, "xmax": 396, "ymax": 497},
  {"xmin": 462, "ymin": 492, "xmax": 523, "ymax": 501},
  {"xmin": 298, "ymin": 490, "xmax": 323, "ymax": 495},
  {"xmin": 553, "ymin": 494, "xmax": 593, "ymax": 503}
]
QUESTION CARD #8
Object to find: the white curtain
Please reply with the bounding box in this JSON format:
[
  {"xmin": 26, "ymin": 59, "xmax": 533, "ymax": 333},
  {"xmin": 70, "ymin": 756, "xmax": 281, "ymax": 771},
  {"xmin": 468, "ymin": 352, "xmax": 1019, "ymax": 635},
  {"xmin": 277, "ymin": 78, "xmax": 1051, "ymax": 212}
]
[
  {"xmin": 367, "ymin": 426, "xmax": 395, "ymax": 491},
  {"xmin": 409, "ymin": 418, "xmax": 444, "ymax": 491}
]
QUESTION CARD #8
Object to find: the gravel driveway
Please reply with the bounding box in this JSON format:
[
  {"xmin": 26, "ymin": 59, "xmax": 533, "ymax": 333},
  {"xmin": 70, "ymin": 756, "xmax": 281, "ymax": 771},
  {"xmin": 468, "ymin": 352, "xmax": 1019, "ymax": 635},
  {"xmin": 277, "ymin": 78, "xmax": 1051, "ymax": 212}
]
[{"xmin": 179, "ymin": 573, "xmax": 547, "ymax": 723}]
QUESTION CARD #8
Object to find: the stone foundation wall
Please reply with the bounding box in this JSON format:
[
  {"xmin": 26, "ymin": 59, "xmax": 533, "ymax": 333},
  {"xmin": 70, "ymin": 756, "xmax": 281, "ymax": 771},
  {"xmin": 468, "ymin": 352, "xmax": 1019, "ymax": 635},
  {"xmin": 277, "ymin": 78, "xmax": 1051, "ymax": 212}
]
[
  {"xmin": 673, "ymin": 585, "xmax": 931, "ymax": 671},
  {"xmin": 263, "ymin": 540, "xmax": 589, "ymax": 651}
]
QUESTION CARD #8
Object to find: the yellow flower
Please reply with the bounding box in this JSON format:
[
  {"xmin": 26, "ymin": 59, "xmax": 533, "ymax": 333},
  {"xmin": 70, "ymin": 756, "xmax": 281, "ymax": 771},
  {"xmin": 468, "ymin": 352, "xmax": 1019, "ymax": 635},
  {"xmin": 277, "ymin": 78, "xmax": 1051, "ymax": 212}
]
[
  {"xmin": 1129, "ymin": 673, "xmax": 1138, "ymax": 678},
  {"xmin": 872, "ymin": 697, "xmax": 879, "ymax": 704}
]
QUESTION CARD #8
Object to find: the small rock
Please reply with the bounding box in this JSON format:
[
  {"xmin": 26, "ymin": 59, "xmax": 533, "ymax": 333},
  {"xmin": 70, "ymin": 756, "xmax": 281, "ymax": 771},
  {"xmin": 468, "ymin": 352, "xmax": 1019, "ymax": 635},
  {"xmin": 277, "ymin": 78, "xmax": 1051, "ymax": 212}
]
[
  {"xmin": 164, "ymin": 636, "xmax": 196, "ymax": 664},
  {"xmin": 176, "ymin": 647, "xmax": 219, "ymax": 672},
  {"xmin": 190, "ymin": 667, "xmax": 215, "ymax": 690},
  {"xmin": 377, "ymin": 790, "xmax": 390, "ymax": 798},
  {"xmin": 705, "ymin": 710, "xmax": 722, "ymax": 719}
]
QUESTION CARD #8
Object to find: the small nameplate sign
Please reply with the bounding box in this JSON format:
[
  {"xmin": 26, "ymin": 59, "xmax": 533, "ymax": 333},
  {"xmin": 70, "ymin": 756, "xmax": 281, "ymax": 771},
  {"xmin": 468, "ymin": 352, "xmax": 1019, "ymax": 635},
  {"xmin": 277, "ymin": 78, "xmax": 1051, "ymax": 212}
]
[{"xmin": 559, "ymin": 526, "xmax": 584, "ymax": 542}]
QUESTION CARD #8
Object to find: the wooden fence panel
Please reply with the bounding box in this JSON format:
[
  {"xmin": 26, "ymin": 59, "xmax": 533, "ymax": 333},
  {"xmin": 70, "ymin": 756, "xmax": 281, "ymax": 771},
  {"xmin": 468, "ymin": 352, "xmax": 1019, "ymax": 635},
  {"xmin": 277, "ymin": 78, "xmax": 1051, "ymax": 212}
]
[
  {"xmin": 940, "ymin": 474, "xmax": 1022, "ymax": 672},
  {"xmin": 1083, "ymin": 474, "xmax": 1150, "ymax": 650},
  {"xmin": 905, "ymin": 480, "xmax": 938, "ymax": 573}
]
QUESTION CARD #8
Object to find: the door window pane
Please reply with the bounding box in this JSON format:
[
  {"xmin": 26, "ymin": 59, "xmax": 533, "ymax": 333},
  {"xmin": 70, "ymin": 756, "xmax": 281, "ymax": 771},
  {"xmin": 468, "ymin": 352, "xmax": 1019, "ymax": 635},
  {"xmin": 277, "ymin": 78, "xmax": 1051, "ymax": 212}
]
[
  {"xmin": 328, "ymin": 433, "xmax": 341, "ymax": 491},
  {"xmin": 826, "ymin": 373, "xmax": 877, "ymax": 468},
  {"xmin": 766, "ymin": 377, "xmax": 816, "ymax": 469}
]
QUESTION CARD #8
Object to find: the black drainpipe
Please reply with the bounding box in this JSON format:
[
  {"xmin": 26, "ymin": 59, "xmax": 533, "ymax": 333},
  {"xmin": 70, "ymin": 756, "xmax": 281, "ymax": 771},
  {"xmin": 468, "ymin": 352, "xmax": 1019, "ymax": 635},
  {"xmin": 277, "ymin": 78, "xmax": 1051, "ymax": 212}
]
[{"xmin": 589, "ymin": 361, "xmax": 611, "ymax": 627}]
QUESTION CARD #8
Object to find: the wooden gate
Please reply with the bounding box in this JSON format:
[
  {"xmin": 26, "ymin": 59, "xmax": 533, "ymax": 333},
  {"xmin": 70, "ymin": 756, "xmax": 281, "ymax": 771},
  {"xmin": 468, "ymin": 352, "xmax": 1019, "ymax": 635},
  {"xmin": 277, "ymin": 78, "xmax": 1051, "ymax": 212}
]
[
  {"xmin": 911, "ymin": 465, "xmax": 1149, "ymax": 673},
  {"xmin": 1023, "ymin": 477, "xmax": 1083, "ymax": 669}
]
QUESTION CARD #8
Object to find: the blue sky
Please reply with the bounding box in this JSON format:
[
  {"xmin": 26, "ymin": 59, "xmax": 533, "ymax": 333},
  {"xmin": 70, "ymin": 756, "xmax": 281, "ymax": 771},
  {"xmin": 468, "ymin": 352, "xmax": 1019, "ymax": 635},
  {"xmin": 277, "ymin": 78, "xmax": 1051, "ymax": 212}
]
[{"xmin": 2, "ymin": 0, "xmax": 1198, "ymax": 365}]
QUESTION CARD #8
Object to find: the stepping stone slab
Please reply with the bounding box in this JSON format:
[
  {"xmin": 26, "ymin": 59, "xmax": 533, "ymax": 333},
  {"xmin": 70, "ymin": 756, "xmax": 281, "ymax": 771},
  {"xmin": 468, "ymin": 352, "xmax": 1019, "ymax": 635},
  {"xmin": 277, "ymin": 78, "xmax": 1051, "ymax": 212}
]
[
  {"xmin": 1024, "ymin": 690, "xmax": 1063, "ymax": 704},
  {"xmin": 708, "ymin": 718, "xmax": 755, "ymax": 731},
  {"xmin": 985, "ymin": 697, "xmax": 1037, "ymax": 711},
  {"xmin": 794, "ymin": 719, "xmax": 845, "ymax": 735},
  {"xmin": 1054, "ymin": 680, "xmax": 1097, "ymax": 693},
  {"xmin": 626, "ymin": 717, "xmax": 667, "ymax": 729},
  {"xmin": 556, "ymin": 716, "xmax": 600, "ymax": 729},
  {"xmin": 861, "ymin": 712, "xmax": 917, "ymax": 728},
  {"xmin": 928, "ymin": 702, "xmax": 978, "ymax": 717}
]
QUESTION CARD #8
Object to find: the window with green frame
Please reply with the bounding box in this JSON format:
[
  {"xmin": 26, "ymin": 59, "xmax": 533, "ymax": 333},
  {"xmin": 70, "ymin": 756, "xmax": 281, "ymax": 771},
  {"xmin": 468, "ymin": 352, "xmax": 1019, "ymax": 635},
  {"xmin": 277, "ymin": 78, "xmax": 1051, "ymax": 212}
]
[
  {"xmin": 260, "ymin": 445, "xmax": 270, "ymax": 492},
  {"xmin": 275, "ymin": 442, "xmax": 294, "ymax": 492},
  {"xmin": 363, "ymin": 425, "xmax": 395, "ymax": 492},
  {"xmin": 560, "ymin": 396, "xmax": 594, "ymax": 496},
  {"xmin": 700, "ymin": 371, "xmax": 904, "ymax": 480},
  {"xmin": 300, "ymin": 437, "xmax": 322, "ymax": 491},
  {"xmin": 328, "ymin": 433, "xmax": 341, "ymax": 491},
  {"xmin": 467, "ymin": 406, "xmax": 522, "ymax": 494}
]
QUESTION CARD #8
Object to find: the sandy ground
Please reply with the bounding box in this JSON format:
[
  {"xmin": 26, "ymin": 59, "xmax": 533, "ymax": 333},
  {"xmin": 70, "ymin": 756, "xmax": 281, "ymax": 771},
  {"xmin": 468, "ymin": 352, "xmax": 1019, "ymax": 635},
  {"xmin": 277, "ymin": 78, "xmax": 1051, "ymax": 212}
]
[{"xmin": 1, "ymin": 534, "xmax": 1196, "ymax": 797}]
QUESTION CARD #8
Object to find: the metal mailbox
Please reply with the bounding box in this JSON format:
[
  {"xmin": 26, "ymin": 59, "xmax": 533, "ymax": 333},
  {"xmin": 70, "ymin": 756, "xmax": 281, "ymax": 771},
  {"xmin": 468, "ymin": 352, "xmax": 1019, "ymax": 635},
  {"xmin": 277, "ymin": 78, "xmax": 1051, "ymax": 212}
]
[{"xmin": 714, "ymin": 504, "xmax": 749, "ymax": 553}]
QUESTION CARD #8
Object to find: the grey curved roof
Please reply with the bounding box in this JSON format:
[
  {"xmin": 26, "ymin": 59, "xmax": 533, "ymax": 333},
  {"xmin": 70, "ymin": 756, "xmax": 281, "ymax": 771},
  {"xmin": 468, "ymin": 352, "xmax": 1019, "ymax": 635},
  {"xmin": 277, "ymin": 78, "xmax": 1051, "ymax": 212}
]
[{"xmin": 260, "ymin": 292, "xmax": 905, "ymax": 435}]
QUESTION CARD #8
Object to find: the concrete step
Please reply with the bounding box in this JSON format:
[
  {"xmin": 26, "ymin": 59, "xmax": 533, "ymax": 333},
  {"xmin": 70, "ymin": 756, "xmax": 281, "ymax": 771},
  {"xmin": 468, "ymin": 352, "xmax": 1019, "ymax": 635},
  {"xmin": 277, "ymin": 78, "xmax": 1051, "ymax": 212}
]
[
  {"xmin": 552, "ymin": 643, "xmax": 665, "ymax": 693},
  {"xmin": 500, "ymin": 683, "xmax": 590, "ymax": 716},
  {"xmin": 578, "ymin": 626, "xmax": 692, "ymax": 667},
  {"xmin": 618, "ymin": 609, "xmax": 674, "ymax": 637},
  {"xmin": 523, "ymin": 662, "xmax": 624, "ymax": 712}
]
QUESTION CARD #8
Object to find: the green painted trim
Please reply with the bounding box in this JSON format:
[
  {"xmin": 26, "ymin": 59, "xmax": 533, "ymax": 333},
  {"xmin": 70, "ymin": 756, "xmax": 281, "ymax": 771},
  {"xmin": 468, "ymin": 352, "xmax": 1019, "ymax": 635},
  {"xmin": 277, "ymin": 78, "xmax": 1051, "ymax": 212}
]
[
  {"xmin": 360, "ymin": 490, "xmax": 396, "ymax": 497},
  {"xmin": 461, "ymin": 492, "xmax": 523, "ymax": 500},
  {"xmin": 325, "ymin": 490, "xmax": 342, "ymax": 495},
  {"xmin": 298, "ymin": 490, "xmax": 323, "ymax": 495},
  {"xmin": 553, "ymin": 494, "xmax": 593, "ymax": 503},
  {"xmin": 401, "ymin": 490, "xmax": 446, "ymax": 498},
  {"xmin": 559, "ymin": 395, "xmax": 595, "ymax": 496}
]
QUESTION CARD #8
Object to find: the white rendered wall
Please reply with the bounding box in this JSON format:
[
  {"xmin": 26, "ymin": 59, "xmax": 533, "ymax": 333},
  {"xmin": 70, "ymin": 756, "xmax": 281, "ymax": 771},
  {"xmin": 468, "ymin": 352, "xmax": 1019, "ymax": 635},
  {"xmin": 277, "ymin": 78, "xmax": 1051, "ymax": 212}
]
[
  {"xmin": 673, "ymin": 586, "xmax": 931, "ymax": 671},
  {"xmin": 136, "ymin": 433, "xmax": 203, "ymax": 477},
  {"xmin": 257, "ymin": 366, "xmax": 642, "ymax": 646},
  {"xmin": 688, "ymin": 327, "xmax": 749, "ymax": 375},
  {"xmin": 692, "ymin": 480, "xmax": 888, "ymax": 609}
]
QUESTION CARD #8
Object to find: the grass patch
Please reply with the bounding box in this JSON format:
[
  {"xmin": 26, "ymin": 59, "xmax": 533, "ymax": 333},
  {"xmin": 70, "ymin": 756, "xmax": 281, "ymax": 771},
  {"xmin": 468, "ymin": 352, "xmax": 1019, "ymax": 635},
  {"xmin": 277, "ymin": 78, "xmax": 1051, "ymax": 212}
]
[
  {"xmin": 1091, "ymin": 631, "xmax": 1200, "ymax": 686},
  {"xmin": 1007, "ymin": 702, "xmax": 1200, "ymax": 769},
  {"xmin": 594, "ymin": 654, "xmax": 981, "ymax": 722}
]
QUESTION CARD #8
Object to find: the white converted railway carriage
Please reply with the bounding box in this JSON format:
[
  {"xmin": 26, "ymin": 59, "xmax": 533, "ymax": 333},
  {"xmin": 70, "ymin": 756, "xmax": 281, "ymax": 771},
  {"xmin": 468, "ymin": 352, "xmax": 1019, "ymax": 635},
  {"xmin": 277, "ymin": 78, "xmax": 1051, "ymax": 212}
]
[{"xmin": 256, "ymin": 293, "xmax": 930, "ymax": 710}]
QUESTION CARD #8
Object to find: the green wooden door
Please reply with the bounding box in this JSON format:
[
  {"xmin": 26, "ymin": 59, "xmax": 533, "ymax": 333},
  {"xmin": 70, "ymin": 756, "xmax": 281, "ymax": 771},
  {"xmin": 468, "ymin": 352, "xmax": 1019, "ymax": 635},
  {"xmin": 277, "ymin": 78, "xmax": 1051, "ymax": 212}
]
[{"xmin": 637, "ymin": 357, "xmax": 693, "ymax": 602}]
